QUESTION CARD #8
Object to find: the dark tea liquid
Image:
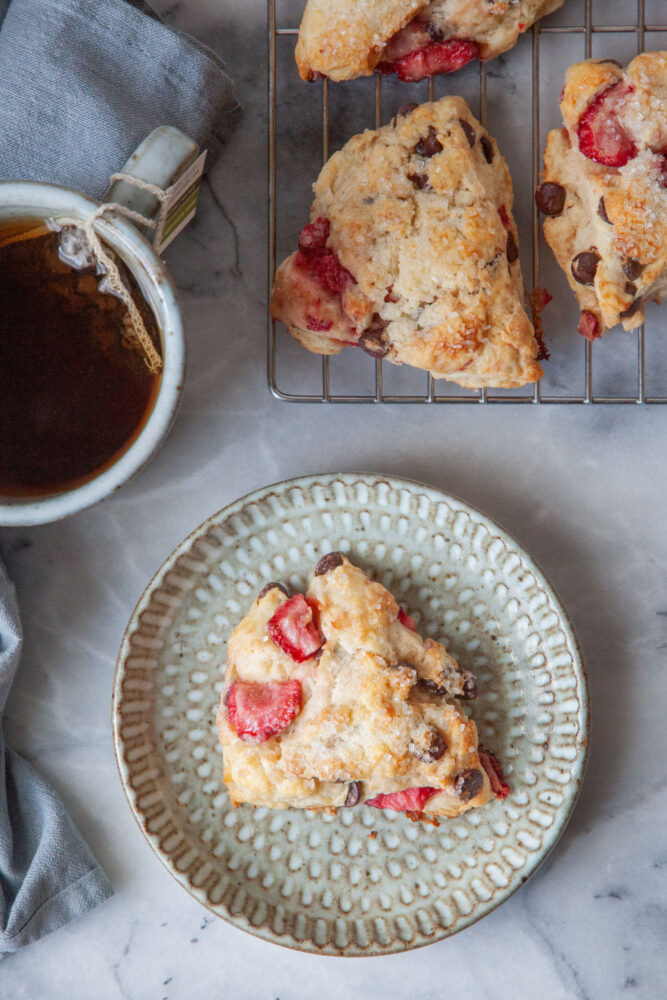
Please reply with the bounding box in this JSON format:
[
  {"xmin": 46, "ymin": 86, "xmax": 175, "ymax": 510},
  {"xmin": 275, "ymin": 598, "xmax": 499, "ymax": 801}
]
[{"xmin": 0, "ymin": 220, "xmax": 162, "ymax": 497}]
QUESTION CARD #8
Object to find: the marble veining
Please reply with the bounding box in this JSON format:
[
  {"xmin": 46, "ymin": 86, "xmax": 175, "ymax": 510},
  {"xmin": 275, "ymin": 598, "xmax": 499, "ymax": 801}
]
[{"xmin": 1, "ymin": 0, "xmax": 666, "ymax": 996}]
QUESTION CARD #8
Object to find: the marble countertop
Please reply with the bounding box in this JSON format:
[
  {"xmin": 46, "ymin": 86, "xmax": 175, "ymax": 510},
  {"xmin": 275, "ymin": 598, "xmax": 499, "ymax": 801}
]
[{"xmin": 2, "ymin": 1, "xmax": 666, "ymax": 997}]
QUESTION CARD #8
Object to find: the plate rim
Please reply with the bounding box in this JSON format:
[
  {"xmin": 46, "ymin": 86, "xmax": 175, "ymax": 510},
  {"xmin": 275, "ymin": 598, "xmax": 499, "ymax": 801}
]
[{"xmin": 112, "ymin": 471, "xmax": 590, "ymax": 956}]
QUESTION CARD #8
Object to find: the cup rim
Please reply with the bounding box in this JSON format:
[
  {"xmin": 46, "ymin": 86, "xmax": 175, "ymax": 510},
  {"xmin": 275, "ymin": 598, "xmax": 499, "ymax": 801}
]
[{"xmin": 0, "ymin": 180, "xmax": 186, "ymax": 527}]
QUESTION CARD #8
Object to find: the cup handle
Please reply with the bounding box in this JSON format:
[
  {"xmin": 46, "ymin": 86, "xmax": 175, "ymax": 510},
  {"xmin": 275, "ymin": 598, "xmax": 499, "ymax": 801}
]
[{"xmin": 103, "ymin": 125, "xmax": 200, "ymax": 223}]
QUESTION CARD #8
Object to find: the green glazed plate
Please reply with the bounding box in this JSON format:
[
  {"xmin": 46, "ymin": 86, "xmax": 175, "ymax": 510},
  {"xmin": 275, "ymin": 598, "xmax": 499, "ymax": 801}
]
[{"xmin": 113, "ymin": 473, "xmax": 589, "ymax": 955}]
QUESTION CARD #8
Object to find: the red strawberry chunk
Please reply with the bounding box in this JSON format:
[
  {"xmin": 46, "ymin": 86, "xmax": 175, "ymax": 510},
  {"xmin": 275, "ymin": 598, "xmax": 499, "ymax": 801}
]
[
  {"xmin": 397, "ymin": 607, "xmax": 416, "ymax": 630},
  {"xmin": 268, "ymin": 594, "xmax": 323, "ymax": 662},
  {"xmin": 479, "ymin": 749, "xmax": 510, "ymax": 799},
  {"xmin": 498, "ymin": 205, "xmax": 511, "ymax": 228},
  {"xmin": 298, "ymin": 217, "xmax": 330, "ymax": 255},
  {"xmin": 227, "ymin": 679, "xmax": 302, "ymax": 743},
  {"xmin": 656, "ymin": 150, "xmax": 667, "ymax": 188},
  {"xmin": 294, "ymin": 216, "xmax": 356, "ymax": 297},
  {"xmin": 384, "ymin": 38, "xmax": 480, "ymax": 83},
  {"xmin": 309, "ymin": 251, "xmax": 355, "ymax": 295},
  {"xmin": 577, "ymin": 82, "xmax": 637, "ymax": 167},
  {"xmin": 366, "ymin": 787, "xmax": 440, "ymax": 811},
  {"xmin": 306, "ymin": 315, "xmax": 333, "ymax": 332},
  {"xmin": 578, "ymin": 310, "xmax": 601, "ymax": 342}
]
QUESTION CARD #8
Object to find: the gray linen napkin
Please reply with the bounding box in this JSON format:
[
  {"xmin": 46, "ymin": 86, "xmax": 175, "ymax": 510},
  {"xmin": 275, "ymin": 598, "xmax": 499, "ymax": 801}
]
[
  {"xmin": 0, "ymin": 0, "xmax": 238, "ymax": 952},
  {"xmin": 0, "ymin": 0, "xmax": 239, "ymax": 196},
  {"xmin": 0, "ymin": 558, "xmax": 113, "ymax": 953}
]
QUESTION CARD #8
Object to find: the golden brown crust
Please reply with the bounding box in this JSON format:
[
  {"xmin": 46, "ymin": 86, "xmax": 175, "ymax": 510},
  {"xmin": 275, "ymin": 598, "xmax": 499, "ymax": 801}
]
[
  {"xmin": 270, "ymin": 98, "xmax": 543, "ymax": 388},
  {"xmin": 541, "ymin": 53, "xmax": 667, "ymax": 336},
  {"xmin": 295, "ymin": 0, "xmax": 424, "ymax": 81},
  {"xmin": 217, "ymin": 556, "xmax": 492, "ymax": 817},
  {"xmin": 296, "ymin": 0, "xmax": 565, "ymax": 82}
]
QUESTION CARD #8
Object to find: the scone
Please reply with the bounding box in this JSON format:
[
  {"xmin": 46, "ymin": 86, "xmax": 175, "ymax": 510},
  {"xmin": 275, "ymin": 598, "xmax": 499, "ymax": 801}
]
[
  {"xmin": 537, "ymin": 53, "xmax": 667, "ymax": 341},
  {"xmin": 270, "ymin": 98, "xmax": 544, "ymax": 389},
  {"xmin": 295, "ymin": 0, "xmax": 565, "ymax": 82},
  {"xmin": 217, "ymin": 553, "xmax": 509, "ymax": 818}
]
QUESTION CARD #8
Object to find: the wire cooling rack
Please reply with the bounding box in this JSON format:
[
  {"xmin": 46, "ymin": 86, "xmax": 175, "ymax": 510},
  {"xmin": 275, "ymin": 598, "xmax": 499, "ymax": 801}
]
[{"xmin": 268, "ymin": 0, "xmax": 667, "ymax": 403}]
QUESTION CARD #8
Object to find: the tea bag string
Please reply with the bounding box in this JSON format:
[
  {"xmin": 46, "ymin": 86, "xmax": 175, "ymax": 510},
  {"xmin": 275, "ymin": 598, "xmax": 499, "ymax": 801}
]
[{"xmin": 56, "ymin": 172, "xmax": 170, "ymax": 374}]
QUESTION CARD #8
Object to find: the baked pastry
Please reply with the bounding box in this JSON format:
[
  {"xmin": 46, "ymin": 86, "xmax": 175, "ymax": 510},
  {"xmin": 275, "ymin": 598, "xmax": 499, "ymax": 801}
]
[
  {"xmin": 295, "ymin": 0, "xmax": 565, "ymax": 82},
  {"xmin": 537, "ymin": 53, "xmax": 667, "ymax": 341},
  {"xmin": 217, "ymin": 552, "xmax": 509, "ymax": 818},
  {"xmin": 270, "ymin": 98, "xmax": 544, "ymax": 388}
]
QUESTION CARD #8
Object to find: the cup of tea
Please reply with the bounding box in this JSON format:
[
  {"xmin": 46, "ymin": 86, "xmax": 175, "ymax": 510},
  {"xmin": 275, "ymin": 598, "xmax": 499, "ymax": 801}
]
[{"xmin": 0, "ymin": 127, "xmax": 195, "ymax": 526}]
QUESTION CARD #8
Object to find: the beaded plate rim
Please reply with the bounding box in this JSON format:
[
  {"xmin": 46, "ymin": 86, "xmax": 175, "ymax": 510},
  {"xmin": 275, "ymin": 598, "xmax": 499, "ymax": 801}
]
[{"xmin": 112, "ymin": 472, "xmax": 589, "ymax": 956}]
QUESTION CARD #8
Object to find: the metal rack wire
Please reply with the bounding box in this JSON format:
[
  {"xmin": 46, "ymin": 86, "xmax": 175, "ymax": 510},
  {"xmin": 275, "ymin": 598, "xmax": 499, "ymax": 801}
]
[{"xmin": 268, "ymin": 0, "xmax": 667, "ymax": 403}]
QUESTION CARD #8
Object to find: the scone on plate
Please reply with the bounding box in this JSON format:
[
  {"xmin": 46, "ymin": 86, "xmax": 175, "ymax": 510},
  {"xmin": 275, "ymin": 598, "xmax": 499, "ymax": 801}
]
[
  {"xmin": 270, "ymin": 98, "xmax": 544, "ymax": 389},
  {"xmin": 537, "ymin": 53, "xmax": 667, "ymax": 341},
  {"xmin": 217, "ymin": 553, "xmax": 509, "ymax": 818},
  {"xmin": 295, "ymin": 0, "xmax": 565, "ymax": 82}
]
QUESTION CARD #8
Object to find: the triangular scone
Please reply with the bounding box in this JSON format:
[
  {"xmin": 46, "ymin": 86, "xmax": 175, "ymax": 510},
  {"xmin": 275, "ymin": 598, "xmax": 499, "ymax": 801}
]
[
  {"xmin": 295, "ymin": 0, "xmax": 564, "ymax": 82},
  {"xmin": 270, "ymin": 98, "xmax": 544, "ymax": 388},
  {"xmin": 217, "ymin": 553, "xmax": 509, "ymax": 818},
  {"xmin": 538, "ymin": 53, "xmax": 667, "ymax": 341}
]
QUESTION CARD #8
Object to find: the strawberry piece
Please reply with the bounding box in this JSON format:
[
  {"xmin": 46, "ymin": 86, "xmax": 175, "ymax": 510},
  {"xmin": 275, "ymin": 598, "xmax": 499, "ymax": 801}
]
[
  {"xmin": 479, "ymin": 749, "xmax": 510, "ymax": 799},
  {"xmin": 498, "ymin": 204, "xmax": 511, "ymax": 228},
  {"xmin": 578, "ymin": 310, "xmax": 601, "ymax": 342},
  {"xmin": 366, "ymin": 787, "xmax": 440, "ymax": 811},
  {"xmin": 268, "ymin": 594, "xmax": 323, "ymax": 662},
  {"xmin": 382, "ymin": 38, "xmax": 480, "ymax": 83},
  {"xmin": 298, "ymin": 217, "xmax": 330, "ymax": 255},
  {"xmin": 577, "ymin": 82, "xmax": 637, "ymax": 167},
  {"xmin": 398, "ymin": 607, "xmax": 416, "ymax": 630},
  {"xmin": 227, "ymin": 679, "xmax": 302, "ymax": 743},
  {"xmin": 306, "ymin": 315, "xmax": 333, "ymax": 332},
  {"xmin": 294, "ymin": 216, "xmax": 356, "ymax": 297},
  {"xmin": 656, "ymin": 150, "xmax": 667, "ymax": 188}
]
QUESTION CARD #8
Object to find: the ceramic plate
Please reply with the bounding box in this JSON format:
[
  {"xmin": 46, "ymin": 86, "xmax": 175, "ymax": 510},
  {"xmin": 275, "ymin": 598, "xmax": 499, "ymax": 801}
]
[{"xmin": 113, "ymin": 473, "xmax": 589, "ymax": 955}]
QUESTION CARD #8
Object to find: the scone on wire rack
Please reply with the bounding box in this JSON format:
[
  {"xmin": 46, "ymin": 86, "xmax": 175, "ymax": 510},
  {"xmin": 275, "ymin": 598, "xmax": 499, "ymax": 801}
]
[
  {"xmin": 217, "ymin": 553, "xmax": 509, "ymax": 819},
  {"xmin": 295, "ymin": 0, "xmax": 565, "ymax": 82},
  {"xmin": 270, "ymin": 97, "xmax": 544, "ymax": 389},
  {"xmin": 537, "ymin": 53, "xmax": 667, "ymax": 341}
]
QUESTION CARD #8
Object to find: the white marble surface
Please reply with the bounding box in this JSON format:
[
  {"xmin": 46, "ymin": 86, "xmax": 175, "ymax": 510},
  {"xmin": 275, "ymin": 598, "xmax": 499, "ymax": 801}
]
[{"xmin": 2, "ymin": 0, "xmax": 667, "ymax": 997}]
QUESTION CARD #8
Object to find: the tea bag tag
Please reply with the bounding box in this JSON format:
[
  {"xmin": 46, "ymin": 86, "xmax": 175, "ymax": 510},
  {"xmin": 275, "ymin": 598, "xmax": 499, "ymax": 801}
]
[{"xmin": 153, "ymin": 151, "xmax": 207, "ymax": 253}]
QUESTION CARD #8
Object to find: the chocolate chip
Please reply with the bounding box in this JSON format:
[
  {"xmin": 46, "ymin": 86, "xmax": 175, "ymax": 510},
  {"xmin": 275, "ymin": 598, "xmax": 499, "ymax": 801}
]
[
  {"xmin": 344, "ymin": 781, "xmax": 362, "ymax": 807},
  {"xmin": 426, "ymin": 21, "xmax": 444, "ymax": 42},
  {"xmin": 571, "ymin": 250, "xmax": 601, "ymax": 285},
  {"xmin": 506, "ymin": 232, "xmax": 519, "ymax": 263},
  {"xmin": 622, "ymin": 258, "xmax": 644, "ymax": 281},
  {"xmin": 459, "ymin": 118, "xmax": 476, "ymax": 147},
  {"xmin": 625, "ymin": 281, "xmax": 637, "ymax": 296},
  {"xmin": 390, "ymin": 660, "xmax": 418, "ymax": 682},
  {"xmin": 620, "ymin": 297, "xmax": 642, "ymax": 319},
  {"xmin": 480, "ymin": 136, "xmax": 494, "ymax": 163},
  {"xmin": 461, "ymin": 673, "xmax": 478, "ymax": 700},
  {"xmin": 598, "ymin": 197, "xmax": 611, "ymax": 224},
  {"xmin": 418, "ymin": 677, "xmax": 447, "ymax": 697},
  {"xmin": 535, "ymin": 182, "xmax": 565, "ymax": 216},
  {"xmin": 454, "ymin": 768, "xmax": 483, "ymax": 802},
  {"xmin": 415, "ymin": 126, "xmax": 443, "ymax": 158},
  {"xmin": 407, "ymin": 171, "xmax": 431, "ymax": 190},
  {"xmin": 359, "ymin": 327, "xmax": 389, "ymax": 359},
  {"xmin": 257, "ymin": 581, "xmax": 288, "ymax": 600},
  {"xmin": 409, "ymin": 729, "xmax": 446, "ymax": 763},
  {"xmin": 393, "ymin": 103, "xmax": 419, "ymax": 126},
  {"xmin": 314, "ymin": 551, "xmax": 344, "ymax": 575}
]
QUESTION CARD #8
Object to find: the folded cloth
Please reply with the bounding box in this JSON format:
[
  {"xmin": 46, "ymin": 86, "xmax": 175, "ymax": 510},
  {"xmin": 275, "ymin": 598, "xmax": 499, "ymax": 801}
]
[
  {"xmin": 0, "ymin": 0, "xmax": 239, "ymax": 952},
  {"xmin": 0, "ymin": 558, "xmax": 113, "ymax": 953},
  {"xmin": 0, "ymin": 0, "xmax": 239, "ymax": 197}
]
